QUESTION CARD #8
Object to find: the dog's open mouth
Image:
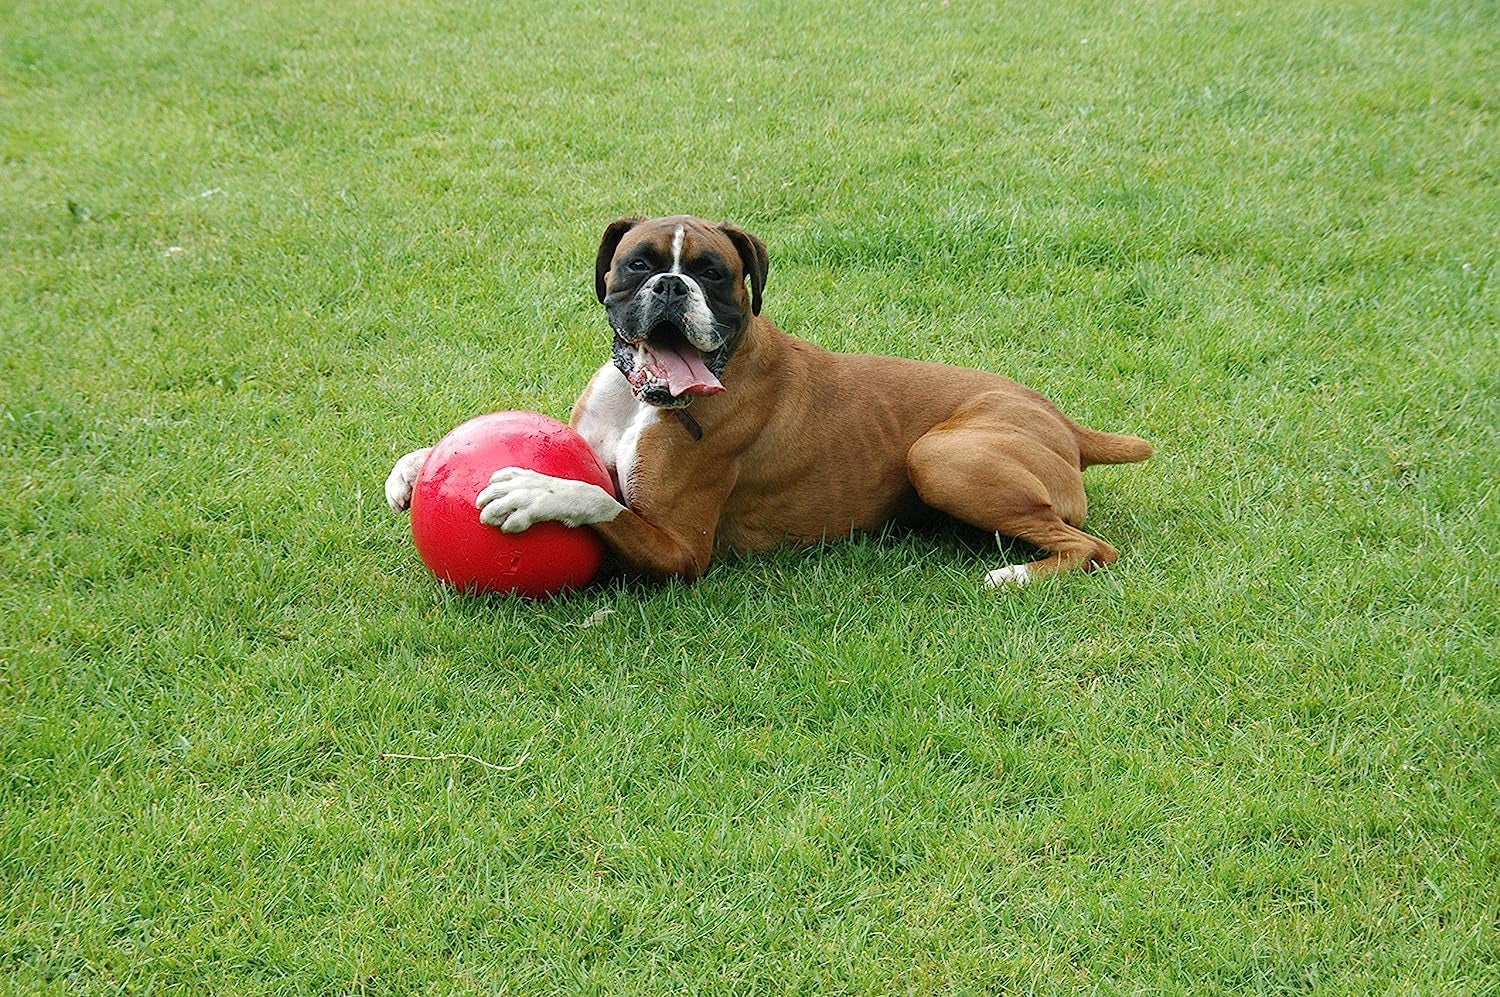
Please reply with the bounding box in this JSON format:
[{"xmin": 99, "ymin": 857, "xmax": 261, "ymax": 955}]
[{"xmin": 623, "ymin": 322, "xmax": 725, "ymax": 400}]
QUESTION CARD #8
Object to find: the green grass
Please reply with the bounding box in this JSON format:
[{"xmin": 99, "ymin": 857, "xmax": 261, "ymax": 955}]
[{"xmin": 2, "ymin": 0, "xmax": 1496, "ymax": 991}]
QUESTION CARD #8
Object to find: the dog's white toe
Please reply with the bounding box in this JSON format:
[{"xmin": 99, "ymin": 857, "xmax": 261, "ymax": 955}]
[{"xmin": 984, "ymin": 564, "xmax": 1032, "ymax": 589}]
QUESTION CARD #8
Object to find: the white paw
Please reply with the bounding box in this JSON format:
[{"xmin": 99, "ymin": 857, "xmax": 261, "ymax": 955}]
[
  {"xmin": 984, "ymin": 564, "xmax": 1032, "ymax": 589},
  {"xmin": 385, "ymin": 447, "xmax": 432, "ymax": 511},
  {"xmin": 475, "ymin": 466, "xmax": 623, "ymax": 534}
]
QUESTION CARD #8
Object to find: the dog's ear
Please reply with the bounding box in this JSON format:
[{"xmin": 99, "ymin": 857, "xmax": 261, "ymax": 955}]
[
  {"xmin": 718, "ymin": 222, "xmax": 769, "ymax": 316},
  {"xmin": 595, "ymin": 216, "xmax": 646, "ymax": 302}
]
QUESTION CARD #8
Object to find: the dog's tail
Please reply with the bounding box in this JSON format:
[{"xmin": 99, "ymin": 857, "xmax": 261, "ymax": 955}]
[{"xmin": 1073, "ymin": 424, "xmax": 1155, "ymax": 468}]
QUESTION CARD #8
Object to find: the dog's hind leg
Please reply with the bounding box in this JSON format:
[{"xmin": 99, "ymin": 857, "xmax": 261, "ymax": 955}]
[{"xmin": 906, "ymin": 424, "xmax": 1118, "ymax": 587}]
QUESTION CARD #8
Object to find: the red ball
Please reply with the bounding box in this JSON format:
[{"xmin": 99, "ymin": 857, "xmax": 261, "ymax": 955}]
[{"xmin": 409, "ymin": 411, "xmax": 615, "ymax": 598}]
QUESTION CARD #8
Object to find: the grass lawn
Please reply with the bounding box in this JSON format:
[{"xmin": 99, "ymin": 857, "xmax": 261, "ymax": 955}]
[{"xmin": 2, "ymin": 0, "xmax": 1496, "ymax": 991}]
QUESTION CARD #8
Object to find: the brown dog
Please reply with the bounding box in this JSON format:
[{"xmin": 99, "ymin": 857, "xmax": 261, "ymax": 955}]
[{"xmin": 386, "ymin": 215, "xmax": 1152, "ymax": 587}]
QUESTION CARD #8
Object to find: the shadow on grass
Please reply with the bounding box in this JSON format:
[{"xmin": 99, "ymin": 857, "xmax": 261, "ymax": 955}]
[{"xmin": 415, "ymin": 517, "xmax": 1032, "ymax": 621}]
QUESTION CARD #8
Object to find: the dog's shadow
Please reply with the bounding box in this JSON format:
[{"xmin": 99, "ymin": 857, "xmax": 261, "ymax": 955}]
[{"xmin": 593, "ymin": 516, "xmax": 1028, "ymax": 599}]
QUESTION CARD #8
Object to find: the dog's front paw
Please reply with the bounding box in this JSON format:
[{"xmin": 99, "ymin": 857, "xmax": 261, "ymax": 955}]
[
  {"xmin": 475, "ymin": 466, "xmax": 623, "ymax": 534},
  {"xmin": 384, "ymin": 447, "xmax": 432, "ymax": 511}
]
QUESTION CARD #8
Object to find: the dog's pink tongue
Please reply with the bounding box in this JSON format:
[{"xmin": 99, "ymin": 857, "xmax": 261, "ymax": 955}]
[{"xmin": 650, "ymin": 343, "xmax": 725, "ymax": 397}]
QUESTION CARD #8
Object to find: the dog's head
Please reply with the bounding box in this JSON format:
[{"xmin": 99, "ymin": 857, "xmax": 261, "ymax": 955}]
[{"xmin": 594, "ymin": 215, "xmax": 768, "ymax": 409}]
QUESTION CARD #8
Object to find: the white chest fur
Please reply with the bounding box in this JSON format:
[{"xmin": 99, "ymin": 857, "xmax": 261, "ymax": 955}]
[{"xmin": 573, "ymin": 364, "xmax": 659, "ymax": 506}]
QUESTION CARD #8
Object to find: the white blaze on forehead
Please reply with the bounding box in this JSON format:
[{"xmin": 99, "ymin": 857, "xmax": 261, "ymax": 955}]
[{"xmin": 669, "ymin": 225, "xmax": 685, "ymax": 274}]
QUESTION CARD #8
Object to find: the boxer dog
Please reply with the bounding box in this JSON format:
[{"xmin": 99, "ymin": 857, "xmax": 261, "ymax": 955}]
[{"xmin": 386, "ymin": 215, "xmax": 1153, "ymax": 587}]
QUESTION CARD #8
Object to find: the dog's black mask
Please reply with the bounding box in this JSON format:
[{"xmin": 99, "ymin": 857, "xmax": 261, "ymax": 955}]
[{"xmin": 593, "ymin": 216, "xmax": 768, "ymax": 408}]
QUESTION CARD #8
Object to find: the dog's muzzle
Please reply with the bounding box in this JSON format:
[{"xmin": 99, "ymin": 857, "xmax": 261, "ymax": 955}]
[{"xmin": 608, "ymin": 275, "xmax": 732, "ymax": 405}]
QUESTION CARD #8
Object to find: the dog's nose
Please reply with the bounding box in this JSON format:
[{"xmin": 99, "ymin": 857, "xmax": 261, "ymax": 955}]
[{"xmin": 652, "ymin": 274, "xmax": 688, "ymax": 299}]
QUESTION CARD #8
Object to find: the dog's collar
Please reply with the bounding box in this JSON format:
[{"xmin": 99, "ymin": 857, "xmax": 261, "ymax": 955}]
[{"xmin": 671, "ymin": 408, "xmax": 703, "ymax": 441}]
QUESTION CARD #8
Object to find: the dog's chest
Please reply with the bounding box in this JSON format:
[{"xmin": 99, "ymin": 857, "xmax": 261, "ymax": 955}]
[{"xmin": 574, "ymin": 365, "xmax": 659, "ymax": 505}]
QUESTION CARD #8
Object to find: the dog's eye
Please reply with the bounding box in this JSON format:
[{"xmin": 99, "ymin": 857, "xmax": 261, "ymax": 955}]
[
  {"xmin": 700, "ymin": 267, "xmax": 725, "ymax": 281},
  {"xmin": 625, "ymin": 259, "xmax": 651, "ymax": 273}
]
